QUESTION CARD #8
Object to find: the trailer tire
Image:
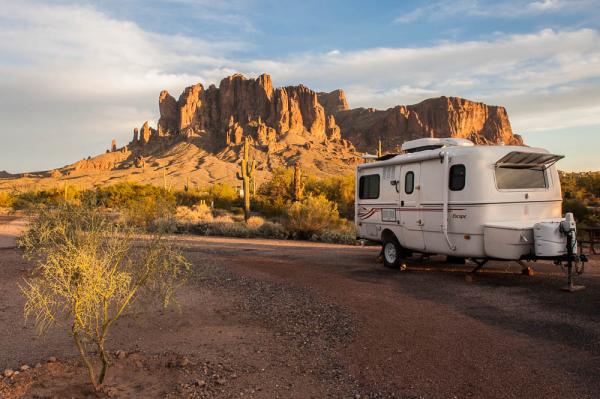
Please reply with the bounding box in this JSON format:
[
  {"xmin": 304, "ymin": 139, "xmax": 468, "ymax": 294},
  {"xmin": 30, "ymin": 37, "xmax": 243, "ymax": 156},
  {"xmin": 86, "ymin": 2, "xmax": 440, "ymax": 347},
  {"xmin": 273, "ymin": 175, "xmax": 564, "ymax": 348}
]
[{"xmin": 382, "ymin": 236, "xmax": 402, "ymax": 269}]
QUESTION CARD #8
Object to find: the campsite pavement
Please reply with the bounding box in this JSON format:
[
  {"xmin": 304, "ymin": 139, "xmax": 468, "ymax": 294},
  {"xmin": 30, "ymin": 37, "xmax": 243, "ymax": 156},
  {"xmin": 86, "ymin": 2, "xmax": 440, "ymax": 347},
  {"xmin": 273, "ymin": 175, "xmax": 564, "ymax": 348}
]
[{"xmin": 1, "ymin": 231, "xmax": 599, "ymax": 398}]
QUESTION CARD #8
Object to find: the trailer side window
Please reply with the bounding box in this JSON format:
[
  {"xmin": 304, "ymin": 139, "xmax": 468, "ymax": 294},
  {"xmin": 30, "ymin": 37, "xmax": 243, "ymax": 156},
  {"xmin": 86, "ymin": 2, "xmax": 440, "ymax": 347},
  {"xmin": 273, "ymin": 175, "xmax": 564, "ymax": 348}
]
[
  {"xmin": 405, "ymin": 172, "xmax": 414, "ymax": 194},
  {"xmin": 449, "ymin": 164, "xmax": 466, "ymax": 191},
  {"xmin": 359, "ymin": 174, "xmax": 380, "ymax": 199},
  {"xmin": 495, "ymin": 167, "xmax": 547, "ymax": 189}
]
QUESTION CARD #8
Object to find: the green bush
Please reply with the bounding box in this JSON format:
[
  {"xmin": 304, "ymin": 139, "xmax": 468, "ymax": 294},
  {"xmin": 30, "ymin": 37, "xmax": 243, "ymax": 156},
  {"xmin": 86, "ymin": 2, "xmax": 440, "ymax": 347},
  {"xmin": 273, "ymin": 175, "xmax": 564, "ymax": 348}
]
[
  {"xmin": 175, "ymin": 190, "xmax": 205, "ymax": 207},
  {"xmin": 285, "ymin": 195, "xmax": 340, "ymax": 238},
  {"xmin": 306, "ymin": 174, "xmax": 355, "ymax": 219},
  {"xmin": 95, "ymin": 182, "xmax": 175, "ymax": 209},
  {"xmin": 92, "ymin": 182, "xmax": 176, "ymax": 231},
  {"xmin": 206, "ymin": 183, "xmax": 239, "ymax": 209},
  {"xmin": 12, "ymin": 187, "xmax": 82, "ymax": 209},
  {"xmin": 563, "ymin": 199, "xmax": 590, "ymax": 224}
]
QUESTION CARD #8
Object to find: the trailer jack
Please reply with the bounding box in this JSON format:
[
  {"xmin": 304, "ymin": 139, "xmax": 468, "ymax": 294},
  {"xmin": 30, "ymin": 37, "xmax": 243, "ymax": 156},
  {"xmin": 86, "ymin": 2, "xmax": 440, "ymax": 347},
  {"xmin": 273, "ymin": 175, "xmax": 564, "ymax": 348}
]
[
  {"xmin": 465, "ymin": 259, "xmax": 488, "ymax": 282},
  {"xmin": 560, "ymin": 218, "xmax": 586, "ymax": 292}
]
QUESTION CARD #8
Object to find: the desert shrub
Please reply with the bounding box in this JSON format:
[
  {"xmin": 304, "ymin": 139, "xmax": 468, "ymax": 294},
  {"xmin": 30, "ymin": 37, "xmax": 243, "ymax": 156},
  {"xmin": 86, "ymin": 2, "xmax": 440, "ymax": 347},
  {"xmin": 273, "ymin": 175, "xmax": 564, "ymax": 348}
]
[
  {"xmin": 213, "ymin": 214, "xmax": 234, "ymax": 223},
  {"xmin": 560, "ymin": 171, "xmax": 600, "ymax": 202},
  {"xmin": 306, "ymin": 174, "xmax": 355, "ymax": 219},
  {"xmin": 11, "ymin": 186, "xmax": 82, "ymax": 209},
  {"xmin": 258, "ymin": 167, "xmax": 294, "ymax": 202},
  {"xmin": 94, "ymin": 183, "xmax": 176, "ymax": 231},
  {"xmin": 285, "ymin": 195, "xmax": 340, "ymax": 238},
  {"xmin": 255, "ymin": 167, "xmax": 294, "ymax": 216},
  {"xmin": 310, "ymin": 222, "xmax": 357, "ymax": 245},
  {"xmin": 18, "ymin": 203, "xmax": 190, "ymax": 391},
  {"xmin": 175, "ymin": 204, "xmax": 213, "ymax": 223},
  {"xmin": 0, "ymin": 191, "xmax": 14, "ymax": 208},
  {"xmin": 96, "ymin": 182, "xmax": 175, "ymax": 209},
  {"xmin": 175, "ymin": 190, "xmax": 205, "ymax": 207},
  {"xmin": 246, "ymin": 215, "xmax": 265, "ymax": 229},
  {"xmin": 191, "ymin": 221, "xmax": 251, "ymax": 237},
  {"xmin": 257, "ymin": 169, "xmax": 355, "ymax": 219},
  {"xmin": 256, "ymin": 221, "xmax": 287, "ymax": 239},
  {"xmin": 121, "ymin": 195, "xmax": 176, "ymax": 232},
  {"xmin": 563, "ymin": 199, "xmax": 590, "ymax": 224},
  {"xmin": 206, "ymin": 183, "xmax": 238, "ymax": 209}
]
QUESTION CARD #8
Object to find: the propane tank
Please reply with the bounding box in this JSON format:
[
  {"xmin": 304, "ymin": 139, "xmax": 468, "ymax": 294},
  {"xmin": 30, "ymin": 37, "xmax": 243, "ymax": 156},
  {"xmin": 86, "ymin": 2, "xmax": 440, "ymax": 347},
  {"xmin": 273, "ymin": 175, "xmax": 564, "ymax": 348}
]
[{"xmin": 534, "ymin": 213, "xmax": 578, "ymax": 257}]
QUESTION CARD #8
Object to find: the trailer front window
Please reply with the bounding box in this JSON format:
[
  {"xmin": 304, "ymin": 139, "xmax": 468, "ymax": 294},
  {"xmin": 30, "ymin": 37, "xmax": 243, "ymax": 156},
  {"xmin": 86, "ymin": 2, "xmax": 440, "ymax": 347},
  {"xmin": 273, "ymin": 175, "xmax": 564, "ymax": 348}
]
[
  {"xmin": 359, "ymin": 174, "xmax": 380, "ymax": 199},
  {"xmin": 495, "ymin": 167, "xmax": 547, "ymax": 189}
]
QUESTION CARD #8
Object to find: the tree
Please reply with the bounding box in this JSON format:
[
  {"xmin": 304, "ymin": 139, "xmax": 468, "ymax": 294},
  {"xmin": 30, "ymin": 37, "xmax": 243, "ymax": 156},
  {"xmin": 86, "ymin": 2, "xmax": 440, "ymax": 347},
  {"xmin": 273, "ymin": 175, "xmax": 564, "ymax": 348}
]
[{"xmin": 18, "ymin": 203, "xmax": 190, "ymax": 391}]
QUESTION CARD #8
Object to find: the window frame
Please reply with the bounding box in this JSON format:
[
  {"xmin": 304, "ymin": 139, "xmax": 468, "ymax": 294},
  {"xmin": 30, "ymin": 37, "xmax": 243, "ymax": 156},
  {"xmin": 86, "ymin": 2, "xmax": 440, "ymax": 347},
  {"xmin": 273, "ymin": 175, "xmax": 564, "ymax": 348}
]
[
  {"xmin": 358, "ymin": 174, "xmax": 380, "ymax": 200},
  {"xmin": 449, "ymin": 164, "xmax": 466, "ymax": 191},
  {"xmin": 404, "ymin": 171, "xmax": 415, "ymax": 194},
  {"xmin": 494, "ymin": 166, "xmax": 548, "ymax": 191}
]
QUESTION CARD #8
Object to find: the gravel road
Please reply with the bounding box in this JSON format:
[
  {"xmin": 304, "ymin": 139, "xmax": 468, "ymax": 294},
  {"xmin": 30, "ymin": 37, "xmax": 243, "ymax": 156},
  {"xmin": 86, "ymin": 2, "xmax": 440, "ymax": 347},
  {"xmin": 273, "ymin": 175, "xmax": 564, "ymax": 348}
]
[{"xmin": 1, "ymin": 234, "xmax": 599, "ymax": 398}]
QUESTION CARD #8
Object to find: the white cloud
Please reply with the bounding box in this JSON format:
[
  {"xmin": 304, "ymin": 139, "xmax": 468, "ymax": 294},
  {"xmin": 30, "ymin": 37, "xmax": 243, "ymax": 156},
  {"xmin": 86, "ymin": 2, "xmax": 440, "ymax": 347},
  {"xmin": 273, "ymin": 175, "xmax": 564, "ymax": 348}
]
[
  {"xmin": 394, "ymin": 0, "xmax": 595, "ymax": 23},
  {"xmin": 528, "ymin": 0, "xmax": 566, "ymax": 11},
  {"xmin": 0, "ymin": 1, "xmax": 599, "ymax": 172},
  {"xmin": 0, "ymin": 0, "xmax": 245, "ymax": 171}
]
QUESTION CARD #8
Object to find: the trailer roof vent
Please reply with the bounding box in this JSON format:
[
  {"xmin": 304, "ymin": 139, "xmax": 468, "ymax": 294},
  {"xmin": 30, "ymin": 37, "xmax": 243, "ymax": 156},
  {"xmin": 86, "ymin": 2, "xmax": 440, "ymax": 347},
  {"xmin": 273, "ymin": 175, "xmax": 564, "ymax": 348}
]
[{"xmin": 401, "ymin": 138, "xmax": 474, "ymax": 153}]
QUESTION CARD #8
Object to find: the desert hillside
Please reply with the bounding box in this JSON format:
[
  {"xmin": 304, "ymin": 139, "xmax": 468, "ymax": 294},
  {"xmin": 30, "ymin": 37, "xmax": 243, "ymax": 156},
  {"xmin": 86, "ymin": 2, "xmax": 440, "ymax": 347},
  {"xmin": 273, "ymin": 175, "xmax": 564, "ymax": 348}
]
[{"xmin": 0, "ymin": 73, "xmax": 522, "ymax": 191}]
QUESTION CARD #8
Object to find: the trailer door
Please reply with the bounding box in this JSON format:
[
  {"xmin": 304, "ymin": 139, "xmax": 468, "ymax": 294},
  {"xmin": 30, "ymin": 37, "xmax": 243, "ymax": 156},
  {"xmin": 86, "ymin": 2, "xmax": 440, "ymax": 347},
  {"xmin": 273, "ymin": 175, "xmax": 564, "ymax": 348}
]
[{"xmin": 399, "ymin": 163, "xmax": 425, "ymax": 250}]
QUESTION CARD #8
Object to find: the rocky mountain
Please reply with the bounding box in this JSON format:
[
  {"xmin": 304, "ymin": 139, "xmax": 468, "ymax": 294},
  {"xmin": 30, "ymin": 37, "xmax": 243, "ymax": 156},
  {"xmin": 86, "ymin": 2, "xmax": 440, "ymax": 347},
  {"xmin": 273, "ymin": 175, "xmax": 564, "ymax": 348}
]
[
  {"xmin": 0, "ymin": 73, "xmax": 523, "ymax": 190},
  {"xmin": 333, "ymin": 96, "xmax": 522, "ymax": 151}
]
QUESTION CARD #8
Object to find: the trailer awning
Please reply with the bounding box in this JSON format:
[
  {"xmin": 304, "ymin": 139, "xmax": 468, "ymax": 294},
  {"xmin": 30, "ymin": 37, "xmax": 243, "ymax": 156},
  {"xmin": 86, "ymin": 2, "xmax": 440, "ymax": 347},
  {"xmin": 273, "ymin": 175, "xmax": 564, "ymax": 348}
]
[{"xmin": 495, "ymin": 151, "xmax": 564, "ymax": 169}]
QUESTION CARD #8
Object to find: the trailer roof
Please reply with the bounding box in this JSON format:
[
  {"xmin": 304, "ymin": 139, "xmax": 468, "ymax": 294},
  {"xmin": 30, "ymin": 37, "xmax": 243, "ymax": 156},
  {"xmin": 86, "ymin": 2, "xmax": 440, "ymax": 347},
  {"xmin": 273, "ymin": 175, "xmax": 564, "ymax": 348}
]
[{"xmin": 357, "ymin": 144, "xmax": 561, "ymax": 171}]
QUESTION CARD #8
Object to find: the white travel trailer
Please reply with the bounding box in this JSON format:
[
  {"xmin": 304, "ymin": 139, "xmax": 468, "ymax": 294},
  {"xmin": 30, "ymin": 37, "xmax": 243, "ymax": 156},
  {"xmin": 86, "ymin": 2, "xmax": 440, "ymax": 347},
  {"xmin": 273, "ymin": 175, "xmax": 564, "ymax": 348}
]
[{"xmin": 355, "ymin": 138, "xmax": 586, "ymax": 290}]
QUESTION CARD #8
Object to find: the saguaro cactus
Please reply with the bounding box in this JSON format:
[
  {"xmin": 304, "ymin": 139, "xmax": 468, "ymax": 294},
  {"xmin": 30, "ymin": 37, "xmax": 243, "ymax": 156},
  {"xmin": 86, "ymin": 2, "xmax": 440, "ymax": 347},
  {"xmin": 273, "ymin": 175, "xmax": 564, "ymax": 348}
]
[
  {"xmin": 292, "ymin": 163, "xmax": 304, "ymax": 202},
  {"xmin": 377, "ymin": 139, "xmax": 382, "ymax": 157},
  {"xmin": 236, "ymin": 137, "xmax": 255, "ymax": 222}
]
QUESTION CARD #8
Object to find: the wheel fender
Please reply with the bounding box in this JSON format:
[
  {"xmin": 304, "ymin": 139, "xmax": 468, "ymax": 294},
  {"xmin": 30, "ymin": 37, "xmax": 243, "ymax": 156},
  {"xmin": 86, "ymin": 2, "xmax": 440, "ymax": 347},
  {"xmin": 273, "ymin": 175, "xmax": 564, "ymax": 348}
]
[{"xmin": 381, "ymin": 228, "xmax": 398, "ymax": 244}]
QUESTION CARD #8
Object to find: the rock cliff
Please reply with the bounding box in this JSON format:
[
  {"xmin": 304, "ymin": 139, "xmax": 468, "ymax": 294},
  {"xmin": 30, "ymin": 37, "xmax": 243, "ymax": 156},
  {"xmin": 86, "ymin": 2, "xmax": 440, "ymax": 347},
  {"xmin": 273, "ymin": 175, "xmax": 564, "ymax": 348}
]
[
  {"xmin": 142, "ymin": 73, "xmax": 521, "ymax": 156},
  {"xmin": 333, "ymin": 95, "xmax": 522, "ymax": 152},
  {"xmin": 149, "ymin": 74, "xmax": 343, "ymax": 150}
]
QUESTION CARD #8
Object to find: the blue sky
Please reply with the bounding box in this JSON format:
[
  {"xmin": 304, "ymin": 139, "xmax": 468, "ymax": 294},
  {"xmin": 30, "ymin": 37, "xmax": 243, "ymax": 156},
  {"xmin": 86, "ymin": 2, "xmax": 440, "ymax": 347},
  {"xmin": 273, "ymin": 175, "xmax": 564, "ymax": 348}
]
[{"xmin": 1, "ymin": 0, "xmax": 599, "ymax": 172}]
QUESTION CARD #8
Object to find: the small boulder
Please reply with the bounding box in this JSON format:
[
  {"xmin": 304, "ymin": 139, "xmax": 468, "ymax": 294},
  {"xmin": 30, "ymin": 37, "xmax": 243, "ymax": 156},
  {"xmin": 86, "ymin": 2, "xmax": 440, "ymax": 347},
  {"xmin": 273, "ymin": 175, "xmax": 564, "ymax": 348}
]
[
  {"xmin": 19, "ymin": 365, "xmax": 29, "ymax": 372},
  {"xmin": 47, "ymin": 357, "xmax": 57, "ymax": 363},
  {"xmin": 178, "ymin": 357, "xmax": 191, "ymax": 367},
  {"xmin": 115, "ymin": 350, "xmax": 127, "ymax": 360},
  {"xmin": 3, "ymin": 369, "xmax": 14, "ymax": 378}
]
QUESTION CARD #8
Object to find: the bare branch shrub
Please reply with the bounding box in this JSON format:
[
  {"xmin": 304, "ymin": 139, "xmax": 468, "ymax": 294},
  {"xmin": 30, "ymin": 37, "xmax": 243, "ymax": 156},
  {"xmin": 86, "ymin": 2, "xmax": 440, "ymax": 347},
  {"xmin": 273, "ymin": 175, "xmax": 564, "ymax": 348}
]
[{"xmin": 18, "ymin": 203, "xmax": 190, "ymax": 391}]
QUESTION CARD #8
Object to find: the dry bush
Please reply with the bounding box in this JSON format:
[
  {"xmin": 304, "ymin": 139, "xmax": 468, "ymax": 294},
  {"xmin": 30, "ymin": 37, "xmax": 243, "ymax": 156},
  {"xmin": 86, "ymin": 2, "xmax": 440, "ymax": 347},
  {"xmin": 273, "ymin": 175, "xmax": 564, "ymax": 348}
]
[
  {"xmin": 256, "ymin": 221, "xmax": 287, "ymax": 239},
  {"xmin": 18, "ymin": 204, "xmax": 190, "ymax": 392},
  {"xmin": 310, "ymin": 222, "xmax": 357, "ymax": 245},
  {"xmin": 0, "ymin": 191, "xmax": 14, "ymax": 208},
  {"xmin": 175, "ymin": 203, "xmax": 213, "ymax": 223},
  {"xmin": 246, "ymin": 215, "xmax": 265, "ymax": 229},
  {"xmin": 285, "ymin": 195, "xmax": 340, "ymax": 238},
  {"xmin": 213, "ymin": 214, "xmax": 234, "ymax": 223}
]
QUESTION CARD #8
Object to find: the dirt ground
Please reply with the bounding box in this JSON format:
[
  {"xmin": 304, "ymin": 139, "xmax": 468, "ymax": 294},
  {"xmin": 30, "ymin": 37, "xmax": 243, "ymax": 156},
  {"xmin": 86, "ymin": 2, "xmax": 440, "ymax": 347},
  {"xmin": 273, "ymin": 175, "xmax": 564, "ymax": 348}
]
[{"xmin": 1, "ymin": 226, "xmax": 599, "ymax": 398}]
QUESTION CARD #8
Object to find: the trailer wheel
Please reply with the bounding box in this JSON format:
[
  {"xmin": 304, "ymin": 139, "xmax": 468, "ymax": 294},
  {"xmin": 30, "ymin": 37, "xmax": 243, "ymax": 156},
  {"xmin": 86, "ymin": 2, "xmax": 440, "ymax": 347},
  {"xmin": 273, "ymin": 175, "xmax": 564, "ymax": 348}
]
[{"xmin": 382, "ymin": 236, "xmax": 401, "ymax": 269}]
